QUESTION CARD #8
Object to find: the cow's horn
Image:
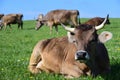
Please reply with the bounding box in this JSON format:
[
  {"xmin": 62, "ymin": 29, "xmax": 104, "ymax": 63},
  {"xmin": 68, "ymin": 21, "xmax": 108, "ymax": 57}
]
[
  {"xmin": 61, "ymin": 23, "xmax": 75, "ymax": 32},
  {"xmin": 95, "ymin": 15, "xmax": 107, "ymax": 30}
]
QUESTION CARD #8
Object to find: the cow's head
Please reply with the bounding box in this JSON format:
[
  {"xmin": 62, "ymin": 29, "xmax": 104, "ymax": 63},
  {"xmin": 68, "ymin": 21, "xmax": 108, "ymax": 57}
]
[
  {"xmin": 61, "ymin": 15, "xmax": 112, "ymax": 60},
  {"xmin": 0, "ymin": 14, "xmax": 4, "ymax": 20},
  {"xmin": 35, "ymin": 14, "xmax": 46, "ymax": 30},
  {"xmin": 35, "ymin": 21, "xmax": 45, "ymax": 30}
]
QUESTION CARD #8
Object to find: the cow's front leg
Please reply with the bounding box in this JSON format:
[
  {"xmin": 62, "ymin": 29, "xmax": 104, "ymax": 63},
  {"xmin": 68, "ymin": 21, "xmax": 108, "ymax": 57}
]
[
  {"xmin": 75, "ymin": 61, "xmax": 91, "ymax": 76},
  {"xmin": 48, "ymin": 21, "xmax": 53, "ymax": 34},
  {"xmin": 3, "ymin": 23, "xmax": 7, "ymax": 30},
  {"xmin": 61, "ymin": 63, "xmax": 84, "ymax": 78}
]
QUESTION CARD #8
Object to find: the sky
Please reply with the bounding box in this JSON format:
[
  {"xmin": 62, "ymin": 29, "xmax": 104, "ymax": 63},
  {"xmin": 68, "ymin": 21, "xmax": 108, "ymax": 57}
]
[{"xmin": 0, "ymin": 0, "xmax": 120, "ymax": 20}]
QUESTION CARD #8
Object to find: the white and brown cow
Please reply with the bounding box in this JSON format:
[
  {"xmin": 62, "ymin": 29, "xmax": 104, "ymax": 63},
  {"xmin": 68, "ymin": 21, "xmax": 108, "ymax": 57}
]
[
  {"xmin": 35, "ymin": 9, "xmax": 80, "ymax": 34},
  {"xmin": 28, "ymin": 16, "xmax": 112, "ymax": 78}
]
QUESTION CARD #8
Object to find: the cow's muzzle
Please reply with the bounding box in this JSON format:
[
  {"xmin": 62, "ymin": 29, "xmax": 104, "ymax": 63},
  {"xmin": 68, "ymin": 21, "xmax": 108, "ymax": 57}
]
[{"xmin": 75, "ymin": 50, "xmax": 90, "ymax": 60}]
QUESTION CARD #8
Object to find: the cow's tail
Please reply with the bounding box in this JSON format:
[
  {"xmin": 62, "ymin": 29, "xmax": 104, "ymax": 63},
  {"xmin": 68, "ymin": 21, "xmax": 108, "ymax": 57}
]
[
  {"xmin": 78, "ymin": 15, "xmax": 81, "ymax": 25},
  {"xmin": 77, "ymin": 11, "xmax": 81, "ymax": 24},
  {"xmin": 28, "ymin": 41, "xmax": 44, "ymax": 74}
]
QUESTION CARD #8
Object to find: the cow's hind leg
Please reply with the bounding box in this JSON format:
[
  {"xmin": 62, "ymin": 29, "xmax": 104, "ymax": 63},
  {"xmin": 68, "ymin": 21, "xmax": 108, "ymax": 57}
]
[
  {"xmin": 54, "ymin": 26, "xmax": 58, "ymax": 34},
  {"xmin": 8, "ymin": 24, "xmax": 12, "ymax": 30},
  {"xmin": 36, "ymin": 61, "xmax": 50, "ymax": 73},
  {"xmin": 28, "ymin": 51, "xmax": 41, "ymax": 74},
  {"xmin": 28, "ymin": 41, "xmax": 44, "ymax": 74},
  {"xmin": 18, "ymin": 22, "xmax": 23, "ymax": 29},
  {"xmin": 49, "ymin": 26, "xmax": 53, "ymax": 34}
]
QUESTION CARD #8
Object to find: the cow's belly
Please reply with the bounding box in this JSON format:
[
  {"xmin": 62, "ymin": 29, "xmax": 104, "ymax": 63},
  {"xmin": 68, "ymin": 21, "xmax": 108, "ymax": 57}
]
[{"xmin": 41, "ymin": 51, "xmax": 62, "ymax": 73}]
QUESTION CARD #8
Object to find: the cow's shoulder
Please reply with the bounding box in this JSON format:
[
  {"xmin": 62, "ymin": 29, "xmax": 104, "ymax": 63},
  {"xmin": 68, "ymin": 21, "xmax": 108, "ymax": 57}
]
[{"xmin": 35, "ymin": 39, "xmax": 52, "ymax": 52}]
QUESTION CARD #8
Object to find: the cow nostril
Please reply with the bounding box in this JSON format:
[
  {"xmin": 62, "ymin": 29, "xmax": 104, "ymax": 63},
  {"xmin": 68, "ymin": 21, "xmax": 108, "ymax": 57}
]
[
  {"xmin": 83, "ymin": 52, "xmax": 86, "ymax": 57},
  {"xmin": 70, "ymin": 32, "xmax": 75, "ymax": 35},
  {"xmin": 76, "ymin": 52, "xmax": 79, "ymax": 56}
]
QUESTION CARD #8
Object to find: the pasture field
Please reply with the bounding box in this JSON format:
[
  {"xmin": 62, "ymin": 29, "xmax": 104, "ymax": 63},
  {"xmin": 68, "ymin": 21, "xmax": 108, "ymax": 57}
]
[{"xmin": 0, "ymin": 18, "xmax": 120, "ymax": 80}]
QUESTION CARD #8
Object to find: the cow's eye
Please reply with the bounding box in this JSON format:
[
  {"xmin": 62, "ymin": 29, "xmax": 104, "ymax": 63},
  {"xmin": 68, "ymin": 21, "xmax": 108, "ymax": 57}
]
[{"xmin": 70, "ymin": 32, "xmax": 75, "ymax": 35}]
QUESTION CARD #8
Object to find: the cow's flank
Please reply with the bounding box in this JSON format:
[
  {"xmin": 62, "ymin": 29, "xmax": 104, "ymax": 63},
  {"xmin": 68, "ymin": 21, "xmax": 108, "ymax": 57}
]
[{"xmin": 84, "ymin": 14, "xmax": 110, "ymax": 27}]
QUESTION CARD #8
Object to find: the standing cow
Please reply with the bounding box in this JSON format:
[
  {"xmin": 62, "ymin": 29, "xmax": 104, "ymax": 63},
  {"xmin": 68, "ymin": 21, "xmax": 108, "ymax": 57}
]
[
  {"xmin": 84, "ymin": 14, "xmax": 110, "ymax": 27},
  {"xmin": 1, "ymin": 14, "xmax": 23, "ymax": 30},
  {"xmin": 35, "ymin": 9, "xmax": 80, "ymax": 34},
  {"xmin": 28, "ymin": 16, "xmax": 112, "ymax": 78}
]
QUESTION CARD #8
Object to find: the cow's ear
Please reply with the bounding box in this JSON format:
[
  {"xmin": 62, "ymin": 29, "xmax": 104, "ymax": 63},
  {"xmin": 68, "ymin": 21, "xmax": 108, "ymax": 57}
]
[{"xmin": 98, "ymin": 31, "xmax": 112, "ymax": 43}]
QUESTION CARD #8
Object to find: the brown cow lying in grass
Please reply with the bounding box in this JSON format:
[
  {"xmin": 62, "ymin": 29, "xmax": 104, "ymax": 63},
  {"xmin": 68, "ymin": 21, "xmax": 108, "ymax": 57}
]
[{"xmin": 28, "ymin": 16, "xmax": 112, "ymax": 78}]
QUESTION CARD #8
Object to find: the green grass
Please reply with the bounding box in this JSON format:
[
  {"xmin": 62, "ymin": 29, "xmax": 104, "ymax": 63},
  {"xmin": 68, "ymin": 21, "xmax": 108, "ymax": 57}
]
[{"xmin": 0, "ymin": 18, "xmax": 120, "ymax": 80}]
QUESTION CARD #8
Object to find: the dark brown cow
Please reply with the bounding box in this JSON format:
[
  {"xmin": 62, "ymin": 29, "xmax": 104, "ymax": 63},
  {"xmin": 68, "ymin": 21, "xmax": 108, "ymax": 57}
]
[
  {"xmin": 28, "ymin": 16, "xmax": 112, "ymax": 78},
  {"xmin": 1, "ymin": 14, "xmax": 23, "ymax": 30},
  {"xmin": 35, "ymin": 9, "xmax": 80, "ymax": 34},
  {"xmin": 0, "ymin": 14, "xmax": 4, "ymax": 20},
  {"xmin": 84, "ymin": 14, "xmax": 110, "ymax": 27}
]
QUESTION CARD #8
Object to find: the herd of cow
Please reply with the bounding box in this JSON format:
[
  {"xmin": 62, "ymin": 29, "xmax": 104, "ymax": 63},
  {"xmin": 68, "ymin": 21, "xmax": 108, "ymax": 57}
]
[{"xmin": 1, "ymin": 9, "xmax": 113, "ymax": 78}]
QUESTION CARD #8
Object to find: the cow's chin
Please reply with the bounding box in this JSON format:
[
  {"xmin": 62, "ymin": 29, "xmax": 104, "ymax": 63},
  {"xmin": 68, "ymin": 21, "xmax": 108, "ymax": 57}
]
[
  {"xmin": 75, "ymin": 57, "xmax": 88, "ymax": 63},
  {"xmin": 75, "ymin": 56, "xmax": 87, "ymax": 60}
]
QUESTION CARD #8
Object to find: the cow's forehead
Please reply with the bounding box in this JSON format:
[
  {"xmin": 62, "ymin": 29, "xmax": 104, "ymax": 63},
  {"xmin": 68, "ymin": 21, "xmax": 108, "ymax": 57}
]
[
  {"xmin": 76, "ymin": 24, "xmax": 93, "ymax": 31},
  {"xmin": 74, "ymin": 24, "xmax": 94, "ymax": 34}
]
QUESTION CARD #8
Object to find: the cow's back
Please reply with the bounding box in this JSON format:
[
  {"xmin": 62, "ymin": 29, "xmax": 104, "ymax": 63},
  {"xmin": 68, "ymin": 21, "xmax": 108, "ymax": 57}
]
[
  {"xmin": 85, "ymin": 17, "xmax": 104, "ymax": 26},
  {"xmin": 2, "ymin": 15, "xmax": 17, "ymax": 24},
  {"xmin": 44, "ymin": 10, "xmax": 66, "ymax": 20},
  {"xmin": 44, "ymin": 9, "xmax": 79, "ymax": 24},
  {"xmin": 2, "ymin": 15, "xmax": 15, "ymax": 22}
]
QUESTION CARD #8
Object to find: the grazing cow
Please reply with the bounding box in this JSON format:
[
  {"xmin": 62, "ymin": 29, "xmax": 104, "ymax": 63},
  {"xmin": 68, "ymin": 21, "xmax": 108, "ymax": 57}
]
[
  {"xmin": 35, "ymin": 9, "xmax": 80, "ymax": 34},
  {"xmin": 84, "ymin": 14, "xmax": 110, "ymax": 27},
  {"xmin": 28, "ymin": 16, "xmax": 112, "ymax": 78},
  {"xmin": 1, "ymin": 14, "xmax": 23, "ymax": 30},
  {"xmin": 0, "ymin": 14, "xmax": 4, "ymax": 20}
]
